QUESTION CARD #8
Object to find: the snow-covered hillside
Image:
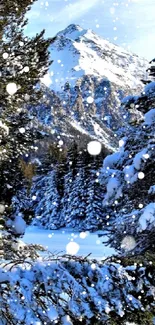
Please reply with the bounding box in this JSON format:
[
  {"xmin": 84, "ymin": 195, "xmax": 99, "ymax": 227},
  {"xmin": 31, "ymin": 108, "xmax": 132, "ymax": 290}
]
[
  {"xmin": 37, "ymin": 24, "xmax": 149, "ymax": 145},
  {"xmin": 43, "ymin": 24, "xmax": 148, "ymax": 92}
]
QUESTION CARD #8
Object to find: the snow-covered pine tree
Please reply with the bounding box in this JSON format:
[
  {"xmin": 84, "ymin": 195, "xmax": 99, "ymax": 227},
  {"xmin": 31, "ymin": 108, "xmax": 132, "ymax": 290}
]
[
  {"xmin": 31, "ymin": 143, "xmax": 67, "ymax": 229},
  {"xmin": 1, "ymin": 253, "xmax": 155, "ymax": 325},
  {"xmin": 122, "ymin": 64, "xmax": 155, "ymax": 116},
  {"xmin": 85, "ymin": 167, "xmax": 104, "ymax": 231},
  {"xmin": 31, "ymin": 173, "xmax": 47, "ymax": 225},
  {"xmin": 60, "ymin": 142, "xmax": 78, "ymax": 226},
  {"xmin": 99, "ymin": 81, "xmax": 155, "ymax": 254},
  {"xmin": 0, "ymin": 0, "xmax": 53, "ymax": 255},
  {"xmin": 66, "ymin": 167, "xmax": 87, "ymax": 228},
  {"xmin": 61, "ymin": 169, "xmax": 74, "ymax": 225},
  {"xmin": 35, "ymin": 169, "xmax": 63, "ymax": 229}
]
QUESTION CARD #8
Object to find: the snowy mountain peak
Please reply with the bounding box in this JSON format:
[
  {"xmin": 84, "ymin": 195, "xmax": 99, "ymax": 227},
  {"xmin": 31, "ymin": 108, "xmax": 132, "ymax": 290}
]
[
  {"xmin": 39, "ymin": 24, "xmax": 149, "ymax": 145},
  {"xmin": 45, "ymin": 24, "xmax": 148, "ymax": 93},
  {"xmin": 57, "ymin": 24, "xmax": 86, "ymax": 40}
]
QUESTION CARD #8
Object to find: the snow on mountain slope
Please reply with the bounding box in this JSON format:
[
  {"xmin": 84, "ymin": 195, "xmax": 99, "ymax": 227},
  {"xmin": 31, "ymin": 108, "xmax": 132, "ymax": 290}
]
[
  {"xmin": 43, "ymin": 24, "xmax": 148, "ymax": 92},
  {"xmin": 39, "ymin": 24, "xmax": 149, "ymax": 148}
]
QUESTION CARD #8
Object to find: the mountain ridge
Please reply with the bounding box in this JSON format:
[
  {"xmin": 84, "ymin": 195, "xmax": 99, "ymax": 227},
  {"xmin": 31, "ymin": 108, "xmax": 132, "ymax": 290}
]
[{"xmin": 36, "ymin": 24, "xmax": 149, "ymax": 150}]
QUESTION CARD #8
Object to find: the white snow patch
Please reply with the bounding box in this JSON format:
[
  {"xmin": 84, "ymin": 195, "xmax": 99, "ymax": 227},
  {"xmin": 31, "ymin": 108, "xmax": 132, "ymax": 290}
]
[
  {"xmin": 12, "ymin": 240, "xmax": 26, "ymax": 251},
  {"xmin": 124, "ymin": 165, "xmax": 137, "ymax": 184},
  {"xmin": 12, "ymin": 214, "xmax": 26, "ymax": 235},
  {"xmin": 103, "ymin": 152, "xmax": 121, "ymax": 169},
  {"xmin": 148, "ymin": 185, "xmax": 155, "ymax": 195},
  {"xmin": 144, "ymin": 82, "xmax": 155, "ymax": 95},
  {"xmin": 133, "ymin": 148, "xmax": 147, "ymax": 170},
  {"xmin": 62, "ymin": 315, "xmax": 73, "ymax": 325},
  {"xmin": 121, "ymin": 95, "xmax": 139, "ymax": 105},
  {"xmin": 0, "ymin": 120, "xmax": 9, "ymax": 135},
  {"xmin": 105, "ymin": 177, "xmax": 121, "ymax": 200},
  {"xmin": 144, "ymin": 108, "xmax": 155, "ymax": 125},
  {"xmin": 138, "ymin": 203, "xmax": 155, "ymax": 231},
  {"xmin": 47, "ymin": 306, "xmax": 58, "ymax": 321},
  {"xmin": 0, "ymin": 269, "xmax": 10, "ymax": 283}
]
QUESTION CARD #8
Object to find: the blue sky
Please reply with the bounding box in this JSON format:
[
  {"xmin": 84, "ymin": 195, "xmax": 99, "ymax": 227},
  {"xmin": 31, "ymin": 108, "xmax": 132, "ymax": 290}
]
[{"xmin": 26, "ymin": 0, "xmax": 155, "ymax": 60}]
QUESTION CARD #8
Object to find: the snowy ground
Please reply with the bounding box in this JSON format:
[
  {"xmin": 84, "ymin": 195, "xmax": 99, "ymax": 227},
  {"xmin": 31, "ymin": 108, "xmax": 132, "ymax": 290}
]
[{"xmin": 24, "ymin": 226, "xmax": 116, "ymax": 260}]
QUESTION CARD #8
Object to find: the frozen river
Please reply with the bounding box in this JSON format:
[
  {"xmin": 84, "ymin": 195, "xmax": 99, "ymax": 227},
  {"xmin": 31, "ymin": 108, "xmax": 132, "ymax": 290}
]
[{"xmin": 24, "ymin": 226, "xmax": 116, "ymax": 260}]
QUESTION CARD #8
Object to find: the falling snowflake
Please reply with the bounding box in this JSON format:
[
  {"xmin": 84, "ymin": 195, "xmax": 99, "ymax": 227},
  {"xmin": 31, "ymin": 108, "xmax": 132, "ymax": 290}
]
[
  {"xmin": 23, "ymin": 66, "xmax": 29, "ymax": 72},
  {"xmin": 66, "ymin": 241, "xmax": 80, "ymax": 255},
  {"xmin": 0, "ymin": 204, "xmax": 5, "ymax": 214},
  {"xmin": 19, "ymin": 127, "xmax": 26, "ymax": 134},
  {"xmin": 91, "ymin": 263, "xmax": 96, "ymax": 270},
  {"xmin": 59, "ymin": 140, "xmax": 63, "ymax": 146},
  {"xmin": 79, "ymin": 232, "xmax": 88, "ymax": 239},
  {"xmin": 138, "ymin": 172, "xmax": 145, "ymax": 179},
  {"xmin": 143, "ymin": 153, "xmax": 149, "ymax": 159},
  {"xmin": 110, "ymin": 7, "xmax": 115, "ymax": 14},
  {"xmin": 121, "ymin": 235, "xmax": 136, "ymax": 251},
  {"xmin": 96, "ymin": 239, "xmax": 101, "ymax": 245},
  {"xmin": 3, "ymin": 53, "xmax": 8, "ymax": 59},
  {"xmin": 87, "ymin": 96, "xmax": 94, "ymax": 104},
  {"xmin": 119, "ymin": 139, "xmax": 125, "ymax": 148},
  {"xmin": 87, "ymin": 141, "xmax": 102, "ymax": 155},
  {"xmin": 6, "ymin": 83, "xmax": 18, "ymax": 95},
  {"xmin": 105, "ymin": 305, "xmax": 111, "ymax": 314}
]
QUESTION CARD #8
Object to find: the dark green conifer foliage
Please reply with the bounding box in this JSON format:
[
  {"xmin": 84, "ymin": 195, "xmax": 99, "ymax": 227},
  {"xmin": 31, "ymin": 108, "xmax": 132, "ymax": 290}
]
[{"xmin": 0, "ymin": 0, "xmax": 53, "ymax": 238}]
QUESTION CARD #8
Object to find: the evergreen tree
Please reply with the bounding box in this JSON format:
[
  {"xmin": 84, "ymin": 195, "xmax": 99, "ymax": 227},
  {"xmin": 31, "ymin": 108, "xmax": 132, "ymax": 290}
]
[
  {"xmin": 0, "ymin": 0, "xmax": 53, "ymax": 250},
  {"xmin": 124, "ymin": 58, "xmax": 155, "ymax": 117},
  {"xmin": 99, "ymin": 91, "xmax": 155, "ymax": 254},
  {"xmin": 31, "ymin": 173, "xmax": 47, "ymax": 225},
  {"xmin": 66, "ymin": 167, "xmax": 87, "ymax": 228},
  {"xmin": 60, "ymin": 142, "xmax": 78, "ymax": 226},
  {"xmin": 35, "ymin": 170, "xmax": 63, "ymax": 229},
  {"xmin": 61, "ymin": 169, "xmax": 74, "ymax": 225},
  {"xmin": 85, "ymin": 168, "xmax": 104, "ymax": 230}
]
